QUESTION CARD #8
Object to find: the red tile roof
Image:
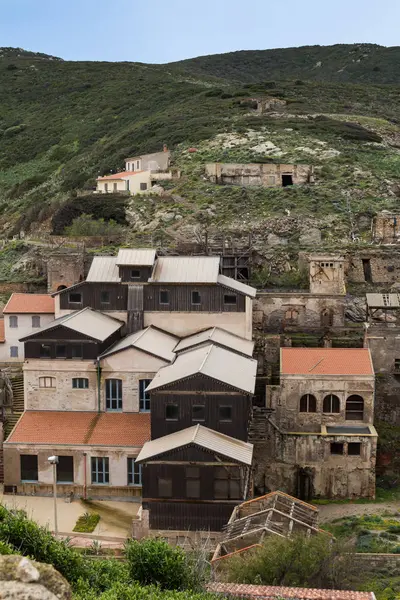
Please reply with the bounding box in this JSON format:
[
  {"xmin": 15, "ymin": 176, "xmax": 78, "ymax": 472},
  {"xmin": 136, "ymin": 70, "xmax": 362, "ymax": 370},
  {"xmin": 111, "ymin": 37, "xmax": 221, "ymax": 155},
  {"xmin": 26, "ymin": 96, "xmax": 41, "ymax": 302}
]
[
  {"xmin": 3, "ymin": 294, "xmax": 55, "ymax": 315},
  {"xmin": 6, "ymin": 411, "xmax": 150, "ymax": 447},
  {"xmin": 208, "ymin": 583, "xmax": 375, "ymax": 600},
  {"xmin": 281, "ymin": 348, "xmax": 373, "ymax": 376},
  {"xmin": 0, "ymin": 319, "xmax": 4, "ymax": 343},
  {"xmin": 97, "ymin": 171, "xmax": 145, "ymax": 181}
]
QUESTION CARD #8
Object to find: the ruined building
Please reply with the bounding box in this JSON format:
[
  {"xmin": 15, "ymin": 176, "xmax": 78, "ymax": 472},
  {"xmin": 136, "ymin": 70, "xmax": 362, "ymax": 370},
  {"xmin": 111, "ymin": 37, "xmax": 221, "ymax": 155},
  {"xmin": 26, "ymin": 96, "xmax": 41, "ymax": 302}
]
[
  {"xmin": 204, "ymin": 163, "xmax": 314, "ymax": 188},
  {"xmin": 372, "ymin": 212, "xmax": 400, "ymax": 244}
]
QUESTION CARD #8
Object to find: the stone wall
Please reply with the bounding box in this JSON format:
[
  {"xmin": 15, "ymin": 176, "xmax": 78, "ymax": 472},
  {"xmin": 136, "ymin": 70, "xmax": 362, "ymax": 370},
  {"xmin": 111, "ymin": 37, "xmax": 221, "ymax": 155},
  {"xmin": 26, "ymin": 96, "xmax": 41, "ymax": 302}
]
[
  {"xmin": 374, "ymin": 374, "xmax": 400, "ymax": 425},
  {"xmin": 204, "ymin": 163, "xmax": 313, "ymax": 187},
  {"xmin": 46, "ymin": 252, "xmax": 84, "ymax": 293},
  {"xmin": 347, "ymin": 249, "xmax": 400, "ymax": 284},
  {"xmin": 372, "ymin": 213, "xmax": 400, "ymax": 244}
]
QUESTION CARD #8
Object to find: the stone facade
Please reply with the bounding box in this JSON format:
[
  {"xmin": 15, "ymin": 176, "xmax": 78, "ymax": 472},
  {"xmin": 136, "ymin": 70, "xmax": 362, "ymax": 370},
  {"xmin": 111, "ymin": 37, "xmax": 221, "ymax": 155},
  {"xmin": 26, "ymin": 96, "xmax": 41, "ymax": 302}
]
[
  {"xmin": 346, "ymin": 249, "xmax": 400, "ymax": 285},
  {"xmin": 372, "ymin": 212, "xmax": 400, "ymax": 244},
  {"xmin": 204, "ymin": 163, "xmax": 314, "ymax": 187},
  {"xmin": 309, "ymin": 255, "xmax": 346, "ymax": 295}
]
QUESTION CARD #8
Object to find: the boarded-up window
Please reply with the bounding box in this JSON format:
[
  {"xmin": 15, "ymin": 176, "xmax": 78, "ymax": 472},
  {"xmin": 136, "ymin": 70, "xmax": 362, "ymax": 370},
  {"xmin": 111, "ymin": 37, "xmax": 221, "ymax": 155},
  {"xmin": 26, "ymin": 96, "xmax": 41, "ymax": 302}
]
[
  {"xmin": 345, "ymin": 395, "xmax": 364, "ymax": 421},
  {"xmin": 158, "ymin": 478, "xmax": 172, "ymax": 498},
  {"xmin": 213, "ymin": 467, "xmax": 241, "ymax": 500}
]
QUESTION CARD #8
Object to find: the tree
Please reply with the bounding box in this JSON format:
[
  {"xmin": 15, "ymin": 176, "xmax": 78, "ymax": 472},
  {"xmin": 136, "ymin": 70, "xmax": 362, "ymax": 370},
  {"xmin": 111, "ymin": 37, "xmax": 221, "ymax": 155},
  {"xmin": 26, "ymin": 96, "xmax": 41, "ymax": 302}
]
[{"xmin": 65, "ymin": 214, "xmax": 122, "ymax": 237}]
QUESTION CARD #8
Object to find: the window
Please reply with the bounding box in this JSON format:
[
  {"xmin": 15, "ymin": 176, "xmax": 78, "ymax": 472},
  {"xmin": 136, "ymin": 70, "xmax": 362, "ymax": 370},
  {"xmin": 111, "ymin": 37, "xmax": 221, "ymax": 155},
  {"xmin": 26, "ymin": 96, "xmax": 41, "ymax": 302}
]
[
  {"xmin": 72, "ymin": 378, "xmax": 89, "ymax": 389},
  {"xmin": 165, "ymin": 404, "xmax": 179, "ymax": 421},
  {"xmin": 113, "ymin": 182, "xmax": 118, "ymax": 192},
  {"xmin": 192, "ymin": 404, "xmax": 205, "ymax": 422},
  {"xmin": 100, "ymin": 291, "xmax": 110, "ymax": 304},
  {"xmin": 71, "ymin": 345, "xmax": 83, "ymax": 359},
  {"xmin": 140, "ymin": 183, "xmax": 148, "ymax": 191},
  {"xmin": 330, "ymin": 442, "xmax": 344, "ymax": 455},
  {"xmin": 214, "ymin": 467, "xmax": 241, "ymax": 500},
  {"xmin": 300, "ymin": 394, "xmax": 317, "ymax": 413},
  {"xmin": 323, "ymin": 394, "xmax": 340, "ymax": 413},
  {"xmin": 32, "ymin": 316, "xmax": 40, "ymax": 328},
  {"xmin": 345, "ymin": 395, "xmax": 364, "ymax": 421},
  {"xmin": 56, "ymin": 344, "xmax": 66, "ymax": 358},
  {"xmin": 56, "ymin": 456, "xmax": 74, "ymax": 483},
  {"xmin": 160, "ymin": 290, "xmax": 169, "ymax": 305},
  {"xmin": 69, "ymin": 292, "xmax": 82, "ymax": 304},
  {"xmin": 40, "ymin": 345, "xmax": 51, "ymax": 358},
  {"xmin": 106, "ymin": 379, "xmax": 122, "ymax": 411},
  {"xmin": 20, "ymin": 455, "xmax": 38, "ymax": 482},
  {"xmin": 104, "ymin": 183, "xmax": 108, "ymax": 192},
  {"xmin": 224, "ymin": 294, "xmax": 237, "ymax": 306},
  {"xmin": 186, "ymin": 467, "xmax": 200, "ymax": 499},
  {"xmin": 10, "ymin": 346, "xmax": 18, "ymax": 358},
  {"xmin": 128, "ymin": 458, "xmax": 142, "ymax": 486},
  {"xmin": 348, "ymin": 442, "xmax": 361, "ymax": 456},
  {"xmin": 158, "ymin": 478, "xmax": 172, "ymax": 497},
  {"xmin": 191, "ymin": 291, "xmax": 201, "ymax": 305},
  {"xmin": 9, "ymin": 316, "xmax": 18, "ymax": 328},
  {"xmin": 285, "ymin": 308, "xmax": 299, "ymax": 323},
  {"xmin": 91, "ymin": 457, "xmax": 109, "ymax": 484},
  {"xmin": 137, "ymin": 160, "xmax": 140, "ymax": 169},
  {"xmin": 130, "ymin": 269, "xmax": 140, "ymax": 280},
  {"xmin": 139, "ymin": 379, "xmax": 151, "ymax": 412},
  {"xmin": 321, "ymin": 309, "xmax": 334, "ymax": 327},
  {"xmin": 219, "ymin": 405, "xmax": 232, "ymax": 422},
  {"xmin": 39, "ymin": 376, "xmax": 55, "ymax": 388}
]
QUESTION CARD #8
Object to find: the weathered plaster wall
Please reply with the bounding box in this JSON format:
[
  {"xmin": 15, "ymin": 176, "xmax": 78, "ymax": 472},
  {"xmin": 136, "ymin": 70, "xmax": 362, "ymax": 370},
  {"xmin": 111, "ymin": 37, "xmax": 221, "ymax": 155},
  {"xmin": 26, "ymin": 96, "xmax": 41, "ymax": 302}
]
[{"xmin": 204, "ymin": 163, "xmax": 313, "ymax": 187}]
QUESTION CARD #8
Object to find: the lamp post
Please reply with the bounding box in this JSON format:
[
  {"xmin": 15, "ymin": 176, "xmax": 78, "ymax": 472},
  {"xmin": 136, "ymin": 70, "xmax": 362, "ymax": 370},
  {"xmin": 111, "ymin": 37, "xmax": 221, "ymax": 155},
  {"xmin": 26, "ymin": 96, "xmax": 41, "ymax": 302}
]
[{"xmin": 48, "ymin": 456, "xmax": 59, "ymax": 538}]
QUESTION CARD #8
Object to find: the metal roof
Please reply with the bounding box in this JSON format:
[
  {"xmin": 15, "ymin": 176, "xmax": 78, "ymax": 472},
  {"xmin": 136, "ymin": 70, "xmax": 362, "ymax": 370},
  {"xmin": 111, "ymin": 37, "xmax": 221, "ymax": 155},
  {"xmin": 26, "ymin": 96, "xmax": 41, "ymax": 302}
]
[
  {"xmin": 20, "ymin": 308, "xmax": 123, "ymax": 342},
  {"xmin": 174, "ymin": 327, "xmax": 254, "ymax": 357},
  {"xmin": 366, "ymin": 293, "xmax": 400, "ymax": 308},
  {"xmin": 116, "ymin": 248, "xmax": 156, "ymax": 266},
  {"xmin": 149, "ymin": 256, "xmax": 220, "ymax": 283},
  {"xmin": 136, "ymin": 424, "xmax": 253, "ymax": 465},
  {"xmin": 100, "ymin": 326, "xmax": 178, "ymax": 362},
  {"xmin": 146, "ymin": 343, "xmax": 257, "ymax": 394},
  {"xmin": 86, "ymin": 256, "xmax": 121, "ymax": 282},
  {"xmin": 217, "ymin": 274, "xmax": 256, "ymax": 298}
]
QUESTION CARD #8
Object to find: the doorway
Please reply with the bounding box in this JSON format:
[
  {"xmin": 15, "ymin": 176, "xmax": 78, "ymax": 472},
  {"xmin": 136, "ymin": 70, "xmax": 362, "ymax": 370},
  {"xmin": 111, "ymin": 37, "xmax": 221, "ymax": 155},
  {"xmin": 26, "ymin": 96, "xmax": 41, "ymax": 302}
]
[
  {"xmin": 362, "ymin": 259, "xmax": 372, "ymax": 283},
  {"xmin": 282, "ymin": 175, "xmax": 293, "ymax": 187},
  {"xmin": 296, "ymin": 467, "xmax": 313, "ymax": 501}
]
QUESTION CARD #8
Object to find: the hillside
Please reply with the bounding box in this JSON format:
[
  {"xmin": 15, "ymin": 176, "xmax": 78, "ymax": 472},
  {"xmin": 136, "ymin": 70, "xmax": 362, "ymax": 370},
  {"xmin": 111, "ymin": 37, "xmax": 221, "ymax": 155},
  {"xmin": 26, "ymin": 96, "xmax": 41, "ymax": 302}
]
[
  {"xmin": 171, "ymin": 44, "xmax": 400, "ymax": 84},
  {"xmin": 0, "ymin": 43, "xmax": 398, "ymax": 276}
]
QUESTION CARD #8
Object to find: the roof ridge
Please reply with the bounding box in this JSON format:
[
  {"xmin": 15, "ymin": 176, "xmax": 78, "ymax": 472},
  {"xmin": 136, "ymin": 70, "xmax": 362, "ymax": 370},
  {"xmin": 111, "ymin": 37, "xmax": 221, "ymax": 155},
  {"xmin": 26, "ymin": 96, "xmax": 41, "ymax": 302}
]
[
  {"xmin": 192, "ymin": 423, "xmax": 201, "ymax": 442},
  {"xmin": 199, "ymin": 344, "xmax": 214, "ymax": 374}
]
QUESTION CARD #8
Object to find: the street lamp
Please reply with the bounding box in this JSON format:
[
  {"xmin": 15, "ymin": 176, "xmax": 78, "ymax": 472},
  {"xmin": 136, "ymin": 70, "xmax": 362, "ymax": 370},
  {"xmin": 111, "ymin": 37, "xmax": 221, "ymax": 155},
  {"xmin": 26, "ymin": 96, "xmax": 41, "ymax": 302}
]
[{"xmin": 48, "ymin": 456, "xmax": 59, "ymax": 538}]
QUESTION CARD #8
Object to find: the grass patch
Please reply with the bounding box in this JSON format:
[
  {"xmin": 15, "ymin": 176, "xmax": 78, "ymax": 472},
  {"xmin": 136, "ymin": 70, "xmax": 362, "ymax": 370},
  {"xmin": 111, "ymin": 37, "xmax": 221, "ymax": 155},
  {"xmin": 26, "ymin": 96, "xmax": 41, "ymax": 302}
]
[{"xmin": 73, "ymin": 512, "xmax": 100, "ymax": 533}]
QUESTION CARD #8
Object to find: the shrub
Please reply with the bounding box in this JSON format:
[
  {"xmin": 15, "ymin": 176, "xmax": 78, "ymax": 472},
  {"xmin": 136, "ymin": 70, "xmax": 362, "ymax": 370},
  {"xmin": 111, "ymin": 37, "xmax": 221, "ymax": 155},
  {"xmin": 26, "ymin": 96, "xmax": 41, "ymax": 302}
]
[
  {"xmin": 73, "ymin": 512, "xmax": 100, "ymax": 533},
  {"xmin": 65, "ymin": 214, "xmax": 122, "ymax": 237},
  {"xmin": 124, "ymin": 538, "xmax": 199, "ymax": 591},
  {"xmin": 51, "ymin": 193, "xmax": 128, "ymax": 234},
  {"xmin": 3, "ymin": 124, "xmax": 26, "ymax": 137}
]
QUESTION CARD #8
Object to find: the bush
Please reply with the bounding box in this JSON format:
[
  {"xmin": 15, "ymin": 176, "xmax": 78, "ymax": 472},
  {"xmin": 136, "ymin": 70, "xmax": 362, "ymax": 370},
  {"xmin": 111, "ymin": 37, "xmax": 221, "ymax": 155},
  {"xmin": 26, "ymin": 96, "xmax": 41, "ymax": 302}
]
[
  {"xmin": 3, "ymin": 124, "xmax": 26, "ymax": 137},
  {"xmin": 65, "ymin": 214, "xmax": 123, "ymax": 237},
  {"xmin": 217, "ymin": 534, "xmax": 354, "ymax": 590},
  {"xmin": 73, "ymin": 512, "xmax": 100, "ymax": 533},
  {"xmin": 51, "ymin": 193, "xmax": 128, "ymax": 234},
  {"xmin": 124, "ymin": 538, "xmax": 199, "ymax": 591}
]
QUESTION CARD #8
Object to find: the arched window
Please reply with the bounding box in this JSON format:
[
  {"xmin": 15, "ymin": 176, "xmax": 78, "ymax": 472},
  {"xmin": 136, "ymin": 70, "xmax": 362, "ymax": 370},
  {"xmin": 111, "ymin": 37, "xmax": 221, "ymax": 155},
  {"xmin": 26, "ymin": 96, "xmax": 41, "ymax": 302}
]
[
  {"xmin": 300, "ymin": 394, "xmax": 317, "ymax": 413},
  {"xmin": 346, "ymin": 395, "xmax": 364, "ymax": 421},
  {"xmin": 57, "ymin": 285, "xmax": 67, "ymax": 291},
  {"xmin": 323, "ymin": 394, "xmax": 340, "ymax": 413}
]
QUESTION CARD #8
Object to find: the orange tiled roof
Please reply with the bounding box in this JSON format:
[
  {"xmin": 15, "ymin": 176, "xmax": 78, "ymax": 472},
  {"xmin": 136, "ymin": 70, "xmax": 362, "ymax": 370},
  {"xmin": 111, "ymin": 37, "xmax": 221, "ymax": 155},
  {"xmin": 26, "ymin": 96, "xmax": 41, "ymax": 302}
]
[
  {"xmin": 3, "ymin": 293, "xmax": 55, "ymax": 315},
  {"xmin": 97, "ymin": 170, "xmax": 145, "ymax": 181},
  {"xmin": 0, "ymin": 319, "xmax": 4, "ymax": 343},
  {"xmin": 6, "ymin": 411, "xmax": 150, "ymax": 447},
  {"xmin": 208, "ymin": 583, "xmax": 375, "ymax": 600},
  {"xmin": 281, "ymin": 348, "xmax": 373, "ymax": 376}
]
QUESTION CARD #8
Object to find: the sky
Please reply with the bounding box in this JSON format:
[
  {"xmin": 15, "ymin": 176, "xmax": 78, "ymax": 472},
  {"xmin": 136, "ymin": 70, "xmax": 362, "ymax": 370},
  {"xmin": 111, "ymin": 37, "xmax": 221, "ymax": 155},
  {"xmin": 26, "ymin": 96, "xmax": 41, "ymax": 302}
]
[{"xmin": 0, "ymin": 0, "xmax": 399, "ymax": 63}]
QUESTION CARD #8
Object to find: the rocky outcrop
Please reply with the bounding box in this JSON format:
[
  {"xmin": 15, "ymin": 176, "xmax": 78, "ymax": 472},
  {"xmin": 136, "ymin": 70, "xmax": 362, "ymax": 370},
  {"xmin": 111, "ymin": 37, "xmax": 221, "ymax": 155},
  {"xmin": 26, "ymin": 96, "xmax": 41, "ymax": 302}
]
[{"xmin": 0, "ymin": 555, "xmax": 71, "ymax": 599}]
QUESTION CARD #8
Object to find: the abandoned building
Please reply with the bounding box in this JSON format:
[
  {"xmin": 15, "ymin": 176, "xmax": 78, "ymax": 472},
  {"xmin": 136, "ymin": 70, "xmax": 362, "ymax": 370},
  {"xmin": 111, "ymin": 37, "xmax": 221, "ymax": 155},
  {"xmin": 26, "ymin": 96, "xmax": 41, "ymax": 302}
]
[
  {"xmin": 204, "ymin": 163, "xmax": 314, "ymax": 188},
  {"xmin": 372, "ymin": 212, "xmax": 400, "ymax": 244},
  {"xmin": 346, "ymin": 248, "xmax": 400, "ymax": 285},
  {"xmin": 252, "ymin": 347, "xmax": 377, "ymax": 500},
  {"xmin": 46, "ymin": 250, "xmax": 85, "ymax": 294}
]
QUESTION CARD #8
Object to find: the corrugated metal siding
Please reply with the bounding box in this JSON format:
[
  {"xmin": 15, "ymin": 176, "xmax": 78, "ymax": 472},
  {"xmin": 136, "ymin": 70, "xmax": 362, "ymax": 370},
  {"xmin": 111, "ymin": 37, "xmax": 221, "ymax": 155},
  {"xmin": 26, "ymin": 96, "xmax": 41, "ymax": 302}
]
[
  {"xmin": 144, "ymin": 285, "xmax": 245, "ymax": 312},
  {"xmin": 116, "ymin": 249, "xmax": 156, "ymax": 267},
  {"xmin": 151, "ymin": 394, "xmax": 250, "ymax": 441},
  {"xmin": 127, "ymin": 285, "xmax": 144, "ymax": 311},
  {"xmin": 59, "ymin": 283, "xmax": 127, "ymax": 311}
]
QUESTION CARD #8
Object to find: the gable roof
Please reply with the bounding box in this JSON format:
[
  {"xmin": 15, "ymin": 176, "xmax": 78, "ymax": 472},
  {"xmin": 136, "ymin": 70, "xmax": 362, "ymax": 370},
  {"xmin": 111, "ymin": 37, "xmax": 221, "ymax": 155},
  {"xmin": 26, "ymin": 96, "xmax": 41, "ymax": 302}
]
[
  {"xmin": 86, "ymin": 256, "xmax": 121, "ymax": 282},
  {"xmin": 149, "ymin": 256, "xmax": 220, "ymax": 283},
  {"xmin": 20, "ymin": 307, "xmax": 123, "ymax": 342},
  {"xmin": 97, "ymin": 170, "xmax": 146, "ymax": 181},
  {"xmin": 3, "ymin": 293, "xmax": 55, "ymax": 314},
  {"xmin": 208, "ymin": 583, "xmax": 375, "ymax": 600},
  {"xmin": 217, "ymin": 274, "xmax": 256, "ymax": 298},
  {"xmin": 175, "ymin": 327, "xmax": 254, "ymax": 357},
  {"xmin": 281, "ymin": 348, "xmax": 374, "ymax": 376},
  {"xmin": 146, "ymin": 343, "xmax": 257, "ymax": 394},
  {"xmin": 116, "ymin": 248, "xmax": 156, "ymax": 267},
  {"xmin": 136, "ymin": 424, "xmax": 253, "ymax": 465},
  {"xmin": 6, "ymin": 411, "xmax": 150, "ymax": 447},
  {"xmin": 100, "ymin": 326, "xmax": 178, "ymax": 362}
]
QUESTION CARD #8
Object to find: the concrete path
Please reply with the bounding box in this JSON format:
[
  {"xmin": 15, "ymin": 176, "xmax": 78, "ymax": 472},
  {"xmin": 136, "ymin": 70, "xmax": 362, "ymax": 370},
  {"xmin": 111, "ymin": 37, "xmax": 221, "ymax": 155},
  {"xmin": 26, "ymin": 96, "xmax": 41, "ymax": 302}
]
[{"xmin": 0, "ymin": 494, "xmax": 140, "ymax": 538}]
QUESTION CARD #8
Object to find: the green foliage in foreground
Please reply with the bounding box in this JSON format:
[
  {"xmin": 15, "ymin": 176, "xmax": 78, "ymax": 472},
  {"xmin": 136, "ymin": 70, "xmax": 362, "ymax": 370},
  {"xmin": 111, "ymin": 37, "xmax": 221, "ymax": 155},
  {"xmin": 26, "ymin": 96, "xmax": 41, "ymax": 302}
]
[{"xmin": 73, "ymin": 512, "xmax": 100, "ymax": 533}]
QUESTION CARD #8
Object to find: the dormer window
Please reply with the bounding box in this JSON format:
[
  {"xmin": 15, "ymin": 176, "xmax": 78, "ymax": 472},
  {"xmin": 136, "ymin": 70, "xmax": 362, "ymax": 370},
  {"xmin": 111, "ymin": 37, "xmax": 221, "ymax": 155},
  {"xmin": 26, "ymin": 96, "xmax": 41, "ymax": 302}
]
[{"xmin": 130, "ymin": 269, "xmax": 140, "ymax": 280}]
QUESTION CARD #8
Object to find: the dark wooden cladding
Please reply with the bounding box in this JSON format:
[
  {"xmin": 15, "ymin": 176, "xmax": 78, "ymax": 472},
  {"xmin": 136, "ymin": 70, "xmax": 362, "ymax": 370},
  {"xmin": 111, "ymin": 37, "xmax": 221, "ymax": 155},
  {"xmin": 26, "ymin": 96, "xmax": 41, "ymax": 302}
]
[
  {"xmin": 155, "ymin": 374, "xmax": 245, "ymax": 393},
  {"xmin": 151, "ymin": 393, "xmax": 250, "ymax": 440},
  {"xmin": 144, "ymin": 284, "xmax": 245, "ymax": 312},
  {"xmin": 59, "ymin": 283, "xmax": 127, "ymax": 311},
  {"xmin": 145, "ymin": 500, "xmax": 235, "ymax": 531},
  {"xmin": 119, "ymin": 266, "xmax": 152, "ymax": 283}
]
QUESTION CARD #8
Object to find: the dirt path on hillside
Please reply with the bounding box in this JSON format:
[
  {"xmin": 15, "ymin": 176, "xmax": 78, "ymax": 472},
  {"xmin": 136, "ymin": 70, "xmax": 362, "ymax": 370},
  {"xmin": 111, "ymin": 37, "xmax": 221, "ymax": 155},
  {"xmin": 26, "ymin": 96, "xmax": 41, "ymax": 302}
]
[{"xmin": 318, "ymin": 501, "xmax": 400, "ymax": 523}]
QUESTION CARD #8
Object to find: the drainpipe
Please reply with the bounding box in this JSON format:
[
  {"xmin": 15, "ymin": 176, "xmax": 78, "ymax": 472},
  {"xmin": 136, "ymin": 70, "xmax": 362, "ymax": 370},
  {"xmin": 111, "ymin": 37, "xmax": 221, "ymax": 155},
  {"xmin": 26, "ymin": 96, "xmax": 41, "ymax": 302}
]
[
  {"xmin": 96, "ymin": 359, "xmax": 101, "ymax": 414},
  {"xmin": 83, "ymin": 452, "xmax": 87, "ymax": 501}
]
